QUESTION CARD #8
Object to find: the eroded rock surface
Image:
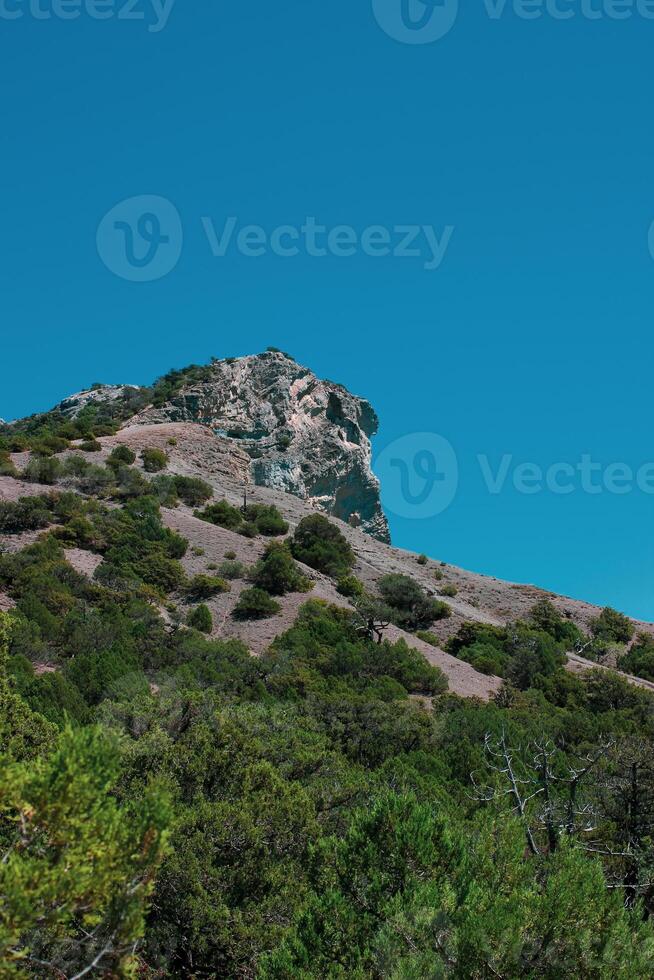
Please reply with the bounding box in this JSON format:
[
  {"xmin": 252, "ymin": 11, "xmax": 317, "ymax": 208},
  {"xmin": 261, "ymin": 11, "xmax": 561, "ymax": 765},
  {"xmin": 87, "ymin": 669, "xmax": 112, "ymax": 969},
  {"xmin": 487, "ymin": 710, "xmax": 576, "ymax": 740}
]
[{"xmin": 132, "ymin": 352, "xmax": 390, "ymax": 541}]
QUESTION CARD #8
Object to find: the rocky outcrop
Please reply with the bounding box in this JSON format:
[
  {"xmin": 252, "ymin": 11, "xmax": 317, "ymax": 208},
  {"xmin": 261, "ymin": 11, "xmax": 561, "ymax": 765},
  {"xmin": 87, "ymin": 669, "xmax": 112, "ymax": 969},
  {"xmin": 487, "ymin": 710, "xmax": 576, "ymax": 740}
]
[
  {"xmin": 132, "ymin": 352, "xmax": 390, "ymax": 541},
  {"xmin": 57, "ymin": 384, "xmax": 140, "ymax": 418}
]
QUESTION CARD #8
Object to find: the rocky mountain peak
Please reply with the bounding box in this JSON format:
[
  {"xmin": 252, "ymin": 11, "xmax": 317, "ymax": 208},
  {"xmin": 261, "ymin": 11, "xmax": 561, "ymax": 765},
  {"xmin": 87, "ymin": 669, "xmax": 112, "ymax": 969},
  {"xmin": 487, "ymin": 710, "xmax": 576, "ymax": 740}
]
[{"xmin": 133, "ymin": 351, "xmax": 390, "ymax": 541}]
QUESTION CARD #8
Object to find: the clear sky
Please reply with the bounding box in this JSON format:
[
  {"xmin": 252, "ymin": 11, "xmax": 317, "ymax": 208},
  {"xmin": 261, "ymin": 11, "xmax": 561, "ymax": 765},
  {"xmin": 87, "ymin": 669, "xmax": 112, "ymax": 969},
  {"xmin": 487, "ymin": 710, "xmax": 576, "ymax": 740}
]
[{"xmin": 2, "ymin": 1, "xmax": 654, "ymax": 618}]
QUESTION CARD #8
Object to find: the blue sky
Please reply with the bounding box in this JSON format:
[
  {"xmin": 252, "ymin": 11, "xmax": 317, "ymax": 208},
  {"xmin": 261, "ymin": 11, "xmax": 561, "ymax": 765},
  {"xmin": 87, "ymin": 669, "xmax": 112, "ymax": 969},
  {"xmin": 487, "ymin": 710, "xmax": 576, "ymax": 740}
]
[{"xmin": 2, "ymin": 1, "xmax": 654, "ymax": 618}]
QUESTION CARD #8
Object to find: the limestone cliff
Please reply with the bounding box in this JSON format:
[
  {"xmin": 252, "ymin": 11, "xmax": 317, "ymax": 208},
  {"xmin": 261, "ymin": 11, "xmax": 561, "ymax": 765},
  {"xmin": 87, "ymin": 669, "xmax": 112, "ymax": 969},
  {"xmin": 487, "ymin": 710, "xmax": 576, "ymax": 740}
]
[{"xmin": 131, "ymin": 352, "xmax": 390, "ymax": 541}]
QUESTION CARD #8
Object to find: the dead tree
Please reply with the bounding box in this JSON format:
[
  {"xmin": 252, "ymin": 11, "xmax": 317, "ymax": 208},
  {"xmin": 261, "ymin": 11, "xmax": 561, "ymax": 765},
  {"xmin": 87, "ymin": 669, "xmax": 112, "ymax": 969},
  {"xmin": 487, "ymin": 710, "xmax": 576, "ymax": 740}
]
[
  {"xmin": 471, "ymin": 731, "xmax": 614, "ymax": 858},
  {"xmin": 471, "ymin": 730, "xmax": 544, "ymax": 855},
  {"xmin": 583, "ymin": 739, "xmax": 654, "ymax": 912}
]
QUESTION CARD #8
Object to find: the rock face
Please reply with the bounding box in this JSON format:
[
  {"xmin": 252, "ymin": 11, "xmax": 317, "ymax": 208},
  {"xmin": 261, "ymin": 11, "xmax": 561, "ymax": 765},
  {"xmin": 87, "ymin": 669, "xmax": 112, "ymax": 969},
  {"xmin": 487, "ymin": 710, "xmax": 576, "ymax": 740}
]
[
  {"xmin": 133, "ymin": 352, "xmax": 390, "ymax": 541},
  {"xmin": 57, "ymin": 384, "xmax": 140, "ymax": 418}
]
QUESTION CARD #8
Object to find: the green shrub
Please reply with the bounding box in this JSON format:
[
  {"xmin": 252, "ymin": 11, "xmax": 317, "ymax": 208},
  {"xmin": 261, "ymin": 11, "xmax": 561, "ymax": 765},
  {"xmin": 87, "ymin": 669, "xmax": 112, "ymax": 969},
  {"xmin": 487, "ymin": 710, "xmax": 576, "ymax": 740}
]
[
  {"xmin": 0, "ymin": 496, "xmax": 55, "ymax": 534},
  {"xmin": 94, "ymin": 496, "xmax": 188, "ymax": 596},
  {"xmin": 141, "ymin": 447, "xmax": 168, "ymax": 473},
  {"xmin": 504, "ymin": 625, "xmax": 567, "ymax": 689},
  {"xmin": 290, "ymin": 514, "xmax": 355, "ymax": 578},
  {"xmin": 416, "ymin": 630, "xmax": 440, "ymax": 647},
  {"xmin": 196, "ymin": 499, "xmax": 288, "ymax": 538},
  {"xmin": 75, "ymin": 465, "xmax": 116, "ymax": 496},
  {"xmin": 528, "ymin": 599, "xmax": 583, "ymax": 647},
  {"xmin": 336, "ymin": 575, "xmax": 365, "ymax": 598},
  {"xmin": 618, "ymin": 634, "xmax": 654, "ymax": 682},
  {"xmin": 107, "ymin": 445, "xmax": 136, "ymax": 467},
  {"xmin": 250, "ymin": 542, "xmax": 311, "ymax": 596},
  {"xmin": 0, "ymin": 451, "xmax": 17, "ymax": 477},
  {"xmin": 149, "ymin": 475, "xmax": 180, "ymax": 507},
  {"xmin": 185, "ymin": 574, "xmax": 230, "ymax": 601},
  {"xmin": 132, "ymin": 553, "xmax": 186, "ymax": 594},
  {"xmin": 112, "ymin": 466, "xmax": 150, "ymax": 500},
  {"xmin": 196, "ymin": 499, "xmax": 243, "ymax": 530},
  {"xmin": 172, "ymin": 476, "xmax": 213, "ymax": 507},
  {"xmin": 378, "ymin": 574, "xmax": 451, "ymax": 631},
  {"xmin": 79, "ymin": 439, "xmax": 102, "ymax": 452},
  {"xmin": 244, "ymin": 503, "xmax": 288, "ymax": 536},
  {"xmin": 590, "ymin": 606, "xmax": 635, "ymax": 645},
  {"xmin": 33, "ymin": 435, "xmax": 70, "ymax": 456},
  {"xmin": 23, "ymin": 456, "xmax": 63, "ymax": 485},
  {"xmin": 417, "ymin": 554, "xmax": 428, "ymax": 565},
  {"xmin": 268, "ymin": 600, "xmax": 447, "ymax": 698},
  {"xmin": 62, "ymin": 455, "xmax": 90, "ymax": 478},
  {"xmin": 445, "ymin": 619, "xmax": 566, "ymax": 687},
  {"xmin": 433, "ymin": 568, "xmax": 444, "ymax": 581},
  {"xmin": 224, "ymin": 550, "xmax": 236, "ymax": 560},
  {"xmin": 218, "ymin": 560, "xmax": 248, "ymax": 580},
  {"xmin": 187, "ymin": 604, "xmax": 213, "ymax": 633},
  {"xmin": 233, "ymin": 587, "xmax": 281, "ymax": 620},
  {"xmin": 440, "ymin": 583, "xmax": 458, "ymax": 598}
]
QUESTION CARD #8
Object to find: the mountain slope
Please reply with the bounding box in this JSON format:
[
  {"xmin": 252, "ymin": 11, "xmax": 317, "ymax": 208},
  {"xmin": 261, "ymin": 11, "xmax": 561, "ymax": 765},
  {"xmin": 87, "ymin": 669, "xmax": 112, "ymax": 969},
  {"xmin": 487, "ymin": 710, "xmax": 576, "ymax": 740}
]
[{"xmin": 2, "ymin": 417, "xmax": 653, "ymax": 698}]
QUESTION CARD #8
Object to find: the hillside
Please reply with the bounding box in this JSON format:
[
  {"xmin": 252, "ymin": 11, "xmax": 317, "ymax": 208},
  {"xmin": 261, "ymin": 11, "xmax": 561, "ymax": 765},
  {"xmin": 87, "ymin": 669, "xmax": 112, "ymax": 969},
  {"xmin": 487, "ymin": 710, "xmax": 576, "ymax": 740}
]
[
  {"xmin": 3, "ymin": 354, "xmax": 654, "ymax": 978},
  {"xmin": 3, "ymin": 411, "xmax": 652, "ymax": 697}
]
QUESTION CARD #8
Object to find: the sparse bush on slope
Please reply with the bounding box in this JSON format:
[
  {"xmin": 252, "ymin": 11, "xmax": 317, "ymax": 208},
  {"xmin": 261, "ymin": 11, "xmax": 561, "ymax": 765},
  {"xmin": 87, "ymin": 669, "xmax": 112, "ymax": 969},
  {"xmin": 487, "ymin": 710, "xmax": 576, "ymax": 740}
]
[
  {"xmin": 290, "ymin": 514, "xmax": 354, "ymax": 578},
  {"xmin": 377, "ymin": 573, "xmax": 450, "ymax": 632}
]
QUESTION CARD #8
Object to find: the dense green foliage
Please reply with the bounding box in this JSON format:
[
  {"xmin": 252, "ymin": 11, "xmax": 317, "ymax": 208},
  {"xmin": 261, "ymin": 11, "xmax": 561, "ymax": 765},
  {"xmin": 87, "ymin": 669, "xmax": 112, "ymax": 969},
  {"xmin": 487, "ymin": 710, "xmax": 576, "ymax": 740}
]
[
  {"xmin": 446, "ymin": 615, "xmax": 568, "ymax": 686},
  {"xmin": 377, "ymin": 573, "xmax": 451, "ymax": 631},
  {"xmin": 2, "ymin": 483, "xmax": 654, "ymax": 976},
  {"xmin": 619, "ymin": 633, "xmax": 654, "ymax": 681},
  {"xmin": 233, "ymin": 586, "xmax": 282, "ymax": 620},
  {"xmin": 141, "ymin": 447, "xmax": 168, "ymax": 472},
  {"xmin": 336, "ymin": 573, "xmax": 365, "ymax": 598},
  {"xmin": 187, "ymin": 603, "xmax": 213, "ymax": 633},
  {"xmin": 196, "ymin": 498, "xmax": 289, "ymax": 537},
  {"xmin": 592, "ymin": 605, "xmax": 636, "ymax": 644},
  {"xmin": 0, "ymin": 390, "xmax": 152, "ymax": 458},
  {"xmin": 250, "ymin": 542, "xmax": 312, "ymax": 596},
  {"xmin": 290, "ymin": 514, "xmax": 355, "ymax": 578},
  {"xmin": 107, "ymin": 444, "xmax": 137, "ymax": 467}
]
